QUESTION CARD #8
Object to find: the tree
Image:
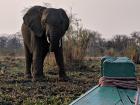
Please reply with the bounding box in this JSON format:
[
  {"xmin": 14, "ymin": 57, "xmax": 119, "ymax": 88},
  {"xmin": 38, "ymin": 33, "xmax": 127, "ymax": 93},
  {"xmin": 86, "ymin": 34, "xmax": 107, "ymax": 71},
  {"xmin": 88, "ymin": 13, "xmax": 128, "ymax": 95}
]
[
  {"xmin": 7, "ymin": 35, "xmax": 22, "ymax": 51},
  {"xmin": 111, "ymin": 35, "xmax": 129, "ymax": 52},
  {"xmin": 86, "ymin": 31, "xmax": 105, "ymax": 56},
  {"xmin": 63, "ymin": 9, "xmax": 90, "ymax": 61},
  {"xmin": 0, "ymin": 36, "xmax": 8, "ymax": 48},
  {"xmin": 131, "ymin": 31, "xmax": 140, "ymax": 47}
]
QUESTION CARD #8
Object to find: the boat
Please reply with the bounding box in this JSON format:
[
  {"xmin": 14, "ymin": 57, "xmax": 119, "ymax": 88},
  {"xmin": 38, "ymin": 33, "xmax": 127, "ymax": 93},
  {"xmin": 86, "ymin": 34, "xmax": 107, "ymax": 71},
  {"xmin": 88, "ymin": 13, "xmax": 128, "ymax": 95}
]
[{"xmin": 70, "ymin": 56, "xmax": 139, "ymax": 105}]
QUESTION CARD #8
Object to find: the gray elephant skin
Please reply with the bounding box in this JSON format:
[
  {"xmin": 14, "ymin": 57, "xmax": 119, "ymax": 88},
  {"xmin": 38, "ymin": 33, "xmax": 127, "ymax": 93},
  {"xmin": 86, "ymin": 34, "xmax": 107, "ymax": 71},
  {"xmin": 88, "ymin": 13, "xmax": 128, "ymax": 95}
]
[{"xmin": 21, "ymin": 6, "xmax": 69, "ymax": 81}]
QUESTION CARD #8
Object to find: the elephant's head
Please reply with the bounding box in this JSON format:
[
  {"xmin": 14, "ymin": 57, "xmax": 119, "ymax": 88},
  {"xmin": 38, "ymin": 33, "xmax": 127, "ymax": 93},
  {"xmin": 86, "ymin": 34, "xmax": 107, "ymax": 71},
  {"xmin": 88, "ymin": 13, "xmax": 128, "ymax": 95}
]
[{"xmin": 23, "ymin": 6, "xmax": 69, "ymax": 51}]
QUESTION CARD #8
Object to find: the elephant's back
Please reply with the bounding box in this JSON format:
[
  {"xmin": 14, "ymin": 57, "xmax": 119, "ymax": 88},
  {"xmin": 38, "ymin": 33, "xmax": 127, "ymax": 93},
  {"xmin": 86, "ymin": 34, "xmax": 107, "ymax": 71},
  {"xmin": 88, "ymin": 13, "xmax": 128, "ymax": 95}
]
[
  {"xmin": 26, "ymin": 6, "xmax": 46, "ymax": 13},
  {"xmin": 23, "ymin": 6, "xmax": 46, "ymax": 22}
]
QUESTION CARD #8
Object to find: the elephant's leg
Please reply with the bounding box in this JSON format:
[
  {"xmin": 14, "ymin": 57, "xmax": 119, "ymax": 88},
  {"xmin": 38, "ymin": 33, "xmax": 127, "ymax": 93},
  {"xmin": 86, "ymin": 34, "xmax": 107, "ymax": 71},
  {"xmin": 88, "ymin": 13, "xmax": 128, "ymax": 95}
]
[
  {"xmin": 32, "ymin": 47, "xmax": 48, "ymax": 81},
  {"xmin": 24, "ymin": 44, "xmax": 32, "ymax": 78},
  {"xmin": 32, "ymin": 52, "xmax": 44, "ymax": 79},
  {"xmin": 54, "ymin": 47, "xmax": 68, "ymax": 81}
]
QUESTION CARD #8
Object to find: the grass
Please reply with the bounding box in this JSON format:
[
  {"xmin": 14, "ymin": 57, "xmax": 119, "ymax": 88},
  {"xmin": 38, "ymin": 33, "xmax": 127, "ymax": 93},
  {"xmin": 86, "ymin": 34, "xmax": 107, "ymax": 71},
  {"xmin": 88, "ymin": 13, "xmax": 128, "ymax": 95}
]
[{"xmin": 0, "ymin": 57, "xmax": 100, "ymax": 105}]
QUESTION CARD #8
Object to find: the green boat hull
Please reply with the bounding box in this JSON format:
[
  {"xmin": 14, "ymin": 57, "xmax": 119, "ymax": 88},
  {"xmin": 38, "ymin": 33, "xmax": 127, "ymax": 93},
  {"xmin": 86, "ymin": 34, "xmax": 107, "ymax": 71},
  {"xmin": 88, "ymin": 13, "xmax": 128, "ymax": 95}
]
[
  {"xmin": 70, "ymin": 85, "xmax": 138, "ymax": 105},
  {"xmin": 70, "ymin": 56, "xmax": 138, "ymax": 105}
]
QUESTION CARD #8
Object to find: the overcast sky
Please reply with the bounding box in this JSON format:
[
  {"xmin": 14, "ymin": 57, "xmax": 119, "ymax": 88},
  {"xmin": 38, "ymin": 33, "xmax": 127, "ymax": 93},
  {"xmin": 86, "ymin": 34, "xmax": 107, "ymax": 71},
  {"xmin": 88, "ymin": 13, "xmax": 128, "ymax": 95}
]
[{"xmin": 0, "ymin": 0, "xmax": 140, "ymax": 39}]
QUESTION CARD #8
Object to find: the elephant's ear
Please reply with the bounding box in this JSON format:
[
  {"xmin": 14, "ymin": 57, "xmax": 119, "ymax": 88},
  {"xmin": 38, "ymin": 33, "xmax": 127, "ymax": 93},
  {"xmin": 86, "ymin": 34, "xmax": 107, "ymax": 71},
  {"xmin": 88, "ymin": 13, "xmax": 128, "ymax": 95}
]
[
  {"xmin": 59, "ymin": 9, "xmax": 69, "ymax": 32},
  {"xmin": 23, "ymin": 6, "xmax": 46, "ymax": 37}
]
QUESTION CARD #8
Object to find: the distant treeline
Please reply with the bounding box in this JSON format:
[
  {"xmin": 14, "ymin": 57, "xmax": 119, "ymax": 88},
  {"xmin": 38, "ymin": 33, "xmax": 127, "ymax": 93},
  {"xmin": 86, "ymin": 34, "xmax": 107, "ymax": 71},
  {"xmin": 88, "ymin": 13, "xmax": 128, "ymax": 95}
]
[
  {"xmin": 0, "ymin": 32, "xmax": 23, "ymax": 56},
  {"xmin": 0, "ymin": 30, "xmax": 139, "ymax": 60},
  {"xmin": 86, "ymin": 31, "xmax": 140, "ymax": 57}
]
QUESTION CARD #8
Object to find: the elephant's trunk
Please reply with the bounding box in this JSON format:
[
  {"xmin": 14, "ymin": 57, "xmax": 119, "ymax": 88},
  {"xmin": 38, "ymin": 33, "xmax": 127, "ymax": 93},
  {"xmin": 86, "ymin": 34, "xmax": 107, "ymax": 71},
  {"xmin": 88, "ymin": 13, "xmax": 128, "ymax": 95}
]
[{"xmin": 49, "ymin": 34, "xmax": 61, "ymax": 51}]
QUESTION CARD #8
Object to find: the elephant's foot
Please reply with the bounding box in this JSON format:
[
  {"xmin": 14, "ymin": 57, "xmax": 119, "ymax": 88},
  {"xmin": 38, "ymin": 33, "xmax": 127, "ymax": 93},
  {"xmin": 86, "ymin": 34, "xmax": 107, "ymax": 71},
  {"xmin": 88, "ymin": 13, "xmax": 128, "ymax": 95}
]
[
  {"xmin": 24, "ymin": 73, "xmax": 32, "ymax": 79},
  {"xmin": 59, "ymin": 76, "xmax": 69, "ymax": 81},
  {"xmin": 32, "ymin": 75, "xmax": 45, "ymax": 82},
  {"xmin": 59, "ymin": 72, "xmax": 69, "ymax": 81}
]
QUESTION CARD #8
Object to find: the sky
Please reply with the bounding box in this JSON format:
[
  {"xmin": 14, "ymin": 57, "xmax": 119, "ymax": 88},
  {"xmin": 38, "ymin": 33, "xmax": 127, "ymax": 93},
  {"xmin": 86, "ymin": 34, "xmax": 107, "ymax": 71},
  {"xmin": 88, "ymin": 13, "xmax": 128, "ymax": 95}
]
[{"xmin": 0, "ymin": 0, "xmax": 140, "ymax": 39}]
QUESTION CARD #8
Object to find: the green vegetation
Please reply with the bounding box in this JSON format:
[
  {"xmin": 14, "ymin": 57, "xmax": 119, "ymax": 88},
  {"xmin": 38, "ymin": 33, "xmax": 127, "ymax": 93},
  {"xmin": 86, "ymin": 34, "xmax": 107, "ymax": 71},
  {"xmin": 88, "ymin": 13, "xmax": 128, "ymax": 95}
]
[{"xmin": 0, "ymin": 57, "xmax": 100, "ymax": 105}]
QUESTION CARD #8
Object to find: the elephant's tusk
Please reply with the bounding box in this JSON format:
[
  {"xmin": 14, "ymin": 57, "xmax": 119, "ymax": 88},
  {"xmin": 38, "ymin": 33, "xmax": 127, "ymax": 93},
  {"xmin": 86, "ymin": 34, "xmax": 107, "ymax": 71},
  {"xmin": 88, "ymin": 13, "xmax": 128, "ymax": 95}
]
[
  {"xmin": 59, "ymin": 39, "xmax": 62, "ymax": 47},
  {"xmin": 47, "ymin": 36, "xmax": 50, "ymax": 43}
]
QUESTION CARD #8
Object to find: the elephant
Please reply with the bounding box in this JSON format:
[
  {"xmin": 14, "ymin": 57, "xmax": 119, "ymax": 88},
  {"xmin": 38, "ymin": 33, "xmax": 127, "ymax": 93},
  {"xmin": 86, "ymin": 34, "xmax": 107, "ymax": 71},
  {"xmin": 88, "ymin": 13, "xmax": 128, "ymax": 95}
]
[{"xmin": 21, "ymin": 6, "xmax": 69, "ymax": 81}]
